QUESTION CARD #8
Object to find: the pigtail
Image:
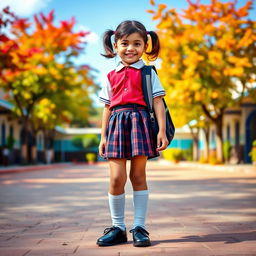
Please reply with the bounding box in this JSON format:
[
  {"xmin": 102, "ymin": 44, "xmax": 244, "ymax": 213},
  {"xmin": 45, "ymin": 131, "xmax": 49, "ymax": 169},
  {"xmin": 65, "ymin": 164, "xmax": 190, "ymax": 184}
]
[
  {"xmin": 146, "ymin": 31, "xmax": 160, "ymax": 60},
  {"xmin": 101, "ymin": 29, "xmax": 116, "ymax": 58}
]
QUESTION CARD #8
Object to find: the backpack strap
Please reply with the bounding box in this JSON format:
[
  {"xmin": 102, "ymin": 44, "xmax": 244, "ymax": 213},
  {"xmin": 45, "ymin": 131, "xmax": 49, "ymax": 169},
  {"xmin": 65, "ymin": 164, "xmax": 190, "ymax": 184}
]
[
  {"xmin": 141, "ymin": 65, "xmax": 175, "ymax": 144},
  {"xmin": 141, "ymin": 65, "xmax": 156, "ymax": 118}
]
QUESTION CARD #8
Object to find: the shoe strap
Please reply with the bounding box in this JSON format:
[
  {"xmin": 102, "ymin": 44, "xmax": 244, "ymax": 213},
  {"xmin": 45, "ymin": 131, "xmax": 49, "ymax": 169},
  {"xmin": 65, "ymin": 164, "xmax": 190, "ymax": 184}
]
[
  {"xmin": 103, "ymin": 226, "xmax": 117, "ymax": 235},
  {"xmin": 129, "ymin": 226, "xmax": 149, "ymax": 236}
]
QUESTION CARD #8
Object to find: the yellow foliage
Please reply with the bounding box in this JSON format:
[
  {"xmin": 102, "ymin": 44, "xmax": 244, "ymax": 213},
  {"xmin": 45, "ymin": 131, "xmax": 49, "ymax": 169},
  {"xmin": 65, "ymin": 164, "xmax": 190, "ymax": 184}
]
[
  {"xmin": 150, "ymin": 0, "xmax": 155, "ymax": 6},
  {"xmin": 216, "ymin": 35, "xmax": 236, "ymax": 49},
  {"xmin": 208, "ymin": 51, "xmax": 223, "ymax": 64},
  {"xmin": 147, "ymin": 9, "xmax": 155, "ymax": 14},
  {"xmin": 40, "ymin": 98, "xmax": 50, "ymax": 105},
  {"xmin": 158, "ymin": 4, "xmax": 167, "ymax": 11},
  {"xmin": 148, "ymin": 0, "xmax": 255, "ymax": 128},
  {"xmin": 23, "ymin": 91, "xmax": 31, "ymax": 100},
  {"xmin": 183, "ymin": 67, "xmax": 195, "ymax": 79},
  {"xmin": 191, "ymin": 82, "xmax": 202, "ymax": 91},
  {"xmin": 224, "ymin": 67, "xmax": 244, "ymax": 77},
  {"xmin": 195, "ymin": 91, "xmax": 203, "ymax": 101},
  {"xmin": 157, "ymin": 15, "xmax": 173, "ymax": 29},
  {"xmin": 211, "ymin": 69, "xmax": 222, "ymax": 83},
  {"xmin": 34, "ymin": 67, "xmax": 46, "ymax": 75},
  {"xmin": 211, "ymin": 91, "xmax": 219, "ymax": 99},
  {"xmin": 183, "ymin": 51, "xmax": 204, "ymax": 70},
  {"xmin": 228, "ymin": 56, "xmax": 252, "ymax": 68},
  {"xmin": 152, "ymin": 12, "xmax": 162, "ymax": 20}
]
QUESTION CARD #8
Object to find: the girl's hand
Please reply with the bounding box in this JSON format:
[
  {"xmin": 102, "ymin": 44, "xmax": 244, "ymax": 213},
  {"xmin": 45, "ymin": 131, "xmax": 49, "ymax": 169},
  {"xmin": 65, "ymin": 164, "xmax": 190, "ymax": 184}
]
[
  {"xmin": 99, "ymin": 138, "xmax": 106, "ymax": 157},
  {"xmin": 156, "ymin": 132, "xmax": 169, "ymax": 151}
]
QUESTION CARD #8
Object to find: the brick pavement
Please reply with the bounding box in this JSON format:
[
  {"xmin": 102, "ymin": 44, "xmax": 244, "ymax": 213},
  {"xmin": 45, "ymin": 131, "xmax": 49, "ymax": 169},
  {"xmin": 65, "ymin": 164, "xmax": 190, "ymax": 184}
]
[{"xmin": 0, "ymin": 161, "xmax": 256, "ymax": 256}]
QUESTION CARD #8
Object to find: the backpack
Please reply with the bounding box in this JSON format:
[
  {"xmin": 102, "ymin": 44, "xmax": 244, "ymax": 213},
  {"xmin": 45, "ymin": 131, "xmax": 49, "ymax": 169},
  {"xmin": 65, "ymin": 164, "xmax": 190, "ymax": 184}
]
[{"xmin": 141, "ymin": 65, "xmax": 175, "ymax": 145}]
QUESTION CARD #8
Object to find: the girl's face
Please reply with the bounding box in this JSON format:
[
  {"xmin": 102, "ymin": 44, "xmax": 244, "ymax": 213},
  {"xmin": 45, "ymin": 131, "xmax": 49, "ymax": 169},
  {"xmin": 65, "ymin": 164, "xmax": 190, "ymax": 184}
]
[{"xmin": 114, "ymin": 32, "xmax": 148, "ymax": 66}]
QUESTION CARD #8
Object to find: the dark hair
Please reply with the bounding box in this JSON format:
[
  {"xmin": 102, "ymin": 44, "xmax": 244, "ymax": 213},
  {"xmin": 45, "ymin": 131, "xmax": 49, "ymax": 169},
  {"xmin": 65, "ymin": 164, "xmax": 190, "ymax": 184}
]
[{"xmin": 101, "ymin": 20, "xmax": 160, "ymax": 60}]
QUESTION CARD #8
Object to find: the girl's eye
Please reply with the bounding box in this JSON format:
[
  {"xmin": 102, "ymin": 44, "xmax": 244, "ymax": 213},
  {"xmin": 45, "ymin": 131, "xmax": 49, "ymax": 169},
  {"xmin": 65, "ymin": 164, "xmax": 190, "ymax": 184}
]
[
  {"xmin": 121, "ymin": 42, "xmax": 127, "ymax": 46},
  {"xmin": 135, "ymin": 43, "xmax": 141, "ymax": 47}
]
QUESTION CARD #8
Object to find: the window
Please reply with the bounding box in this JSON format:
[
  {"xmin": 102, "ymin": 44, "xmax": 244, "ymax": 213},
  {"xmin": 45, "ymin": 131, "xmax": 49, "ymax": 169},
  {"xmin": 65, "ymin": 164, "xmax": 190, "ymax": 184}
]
[
  {"xmin": 1, "ymin": 123, "xmax": 6, "ymax": 146},
  {"xmin": 227, "ymin": 124, "xmax": 230, "ymax": 142}
]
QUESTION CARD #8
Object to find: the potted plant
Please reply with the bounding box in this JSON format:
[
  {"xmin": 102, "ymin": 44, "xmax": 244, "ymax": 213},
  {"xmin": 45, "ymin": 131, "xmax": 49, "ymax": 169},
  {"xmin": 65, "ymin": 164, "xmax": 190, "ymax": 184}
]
[
  {"xmin": 223, "ymin": 140, "xmax": 232, "ymax": 163},
  {"xmin": 85, "ymin": 152, "xmax": 97, "ymax": 164},
  {"xmin": 162, "ymin": 148, "xmax": 183, "ymax": 163},
  {"xmin": 208, "ymin": 151, "xmax": 222, "ymax": 165},
  {"xmin": 249, "ymin": 140, "xmax": 256, "ymax": 165}
]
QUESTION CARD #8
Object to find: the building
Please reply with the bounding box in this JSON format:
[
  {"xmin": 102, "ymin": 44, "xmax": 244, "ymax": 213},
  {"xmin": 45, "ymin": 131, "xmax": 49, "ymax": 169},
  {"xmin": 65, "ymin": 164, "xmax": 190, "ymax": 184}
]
[
  {"xmin": 0, "ymin": 96, "xmax": 255, "ymax": 165},
  {"xmin": 199, "ymin": 97, "xmax": 256, "ymax": 163}
]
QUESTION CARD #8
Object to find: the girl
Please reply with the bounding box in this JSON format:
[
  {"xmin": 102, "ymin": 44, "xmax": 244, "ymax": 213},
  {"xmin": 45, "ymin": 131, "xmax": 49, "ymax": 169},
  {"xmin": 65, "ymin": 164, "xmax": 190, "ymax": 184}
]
[{"xmin": 97, "ymin": 20, "xmax": 168, "ymax": 247}]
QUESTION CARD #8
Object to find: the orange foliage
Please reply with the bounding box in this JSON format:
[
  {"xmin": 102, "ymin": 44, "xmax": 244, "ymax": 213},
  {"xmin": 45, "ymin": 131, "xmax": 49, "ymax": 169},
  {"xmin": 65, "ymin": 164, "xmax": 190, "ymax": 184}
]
[{"xmin": 147, "ymin": 0, "xmax": 256, "ymax": 127}]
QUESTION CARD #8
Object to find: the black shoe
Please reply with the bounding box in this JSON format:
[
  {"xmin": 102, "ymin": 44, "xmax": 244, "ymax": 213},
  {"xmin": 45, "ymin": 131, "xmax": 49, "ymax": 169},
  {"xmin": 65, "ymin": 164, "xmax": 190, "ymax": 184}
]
[
  {"xmin": 129, "ymin": 226, "xmax": 151, "ymax": 247},
  {"xmin": 96, "ymin": 226, "xmax": 127, "ymax": 246}
]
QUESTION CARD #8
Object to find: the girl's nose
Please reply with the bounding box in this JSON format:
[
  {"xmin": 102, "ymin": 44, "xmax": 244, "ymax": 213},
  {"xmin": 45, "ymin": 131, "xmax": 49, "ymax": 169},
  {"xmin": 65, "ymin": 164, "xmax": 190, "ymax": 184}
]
[{"xmin": 127, "ymin": 44, "xmax": 134, "ymax": 51}]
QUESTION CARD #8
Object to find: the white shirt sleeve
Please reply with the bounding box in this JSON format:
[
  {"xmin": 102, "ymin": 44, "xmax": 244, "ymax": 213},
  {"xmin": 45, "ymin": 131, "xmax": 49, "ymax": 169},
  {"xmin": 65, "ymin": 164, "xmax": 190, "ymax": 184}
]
[
  {"xmin": 99, "ymin": 75, "xmax": 112, "ymax": 105},
  {"xmin": 151, "ymin": 68, "xmax": 166, "ymax": 98}
]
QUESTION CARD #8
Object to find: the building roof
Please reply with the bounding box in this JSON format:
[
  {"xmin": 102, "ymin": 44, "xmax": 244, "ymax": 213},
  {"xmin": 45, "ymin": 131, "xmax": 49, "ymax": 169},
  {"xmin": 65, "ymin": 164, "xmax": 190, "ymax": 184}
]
[
  {"xmin": 55, "ymin": 126, "xmax": 101, "ymax": 135},
  {"xmin": 0, "ymin": 99, "xmax": 13, "ymax": 110},
  {"xmin": 175, "ymin": 125, "xmax": 191, "ymax": 134},
  {"xmin": 55, "ymin": 125, "xmax": 192, "ymax": 135}
]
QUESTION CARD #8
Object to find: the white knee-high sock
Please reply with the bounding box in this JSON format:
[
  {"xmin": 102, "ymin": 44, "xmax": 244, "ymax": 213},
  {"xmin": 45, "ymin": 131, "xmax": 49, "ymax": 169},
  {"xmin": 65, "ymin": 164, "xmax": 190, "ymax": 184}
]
[
  {"xmin": 108, "ymin": 193, "xmax": 126, "ymax": 231},
  {"xmin": 133, "ymin": 190, "xmax": 149, "ymax": 229}
]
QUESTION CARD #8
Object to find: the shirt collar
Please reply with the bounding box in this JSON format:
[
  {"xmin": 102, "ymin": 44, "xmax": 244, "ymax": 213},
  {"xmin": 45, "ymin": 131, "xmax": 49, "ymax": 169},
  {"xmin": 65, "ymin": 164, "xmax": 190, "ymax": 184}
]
[{"xmin": 115, "ymin": 59, "xmax": 145, "ymax": 72}]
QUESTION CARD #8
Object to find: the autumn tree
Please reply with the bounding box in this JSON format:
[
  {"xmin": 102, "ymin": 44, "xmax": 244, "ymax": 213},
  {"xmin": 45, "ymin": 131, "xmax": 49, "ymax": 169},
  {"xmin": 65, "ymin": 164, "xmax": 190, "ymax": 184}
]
[
  {"xmin": 0, "ymin": 8, "xmax": 96, "ymax": 163},
  {"xmin": 148, "ymin": 0, "xmax": 256, "ymax": 161}
]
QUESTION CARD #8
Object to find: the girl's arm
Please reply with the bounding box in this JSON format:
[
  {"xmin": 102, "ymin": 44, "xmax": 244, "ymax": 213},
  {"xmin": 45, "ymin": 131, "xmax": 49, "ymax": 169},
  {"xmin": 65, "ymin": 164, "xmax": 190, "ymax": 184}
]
[
  {"xmin": 99, "ymin": 104, "xmax": 112, "ymax": 157},
  {"xmin": 153, "ymin": 96, "xmax": 169, "ymax": 151}
]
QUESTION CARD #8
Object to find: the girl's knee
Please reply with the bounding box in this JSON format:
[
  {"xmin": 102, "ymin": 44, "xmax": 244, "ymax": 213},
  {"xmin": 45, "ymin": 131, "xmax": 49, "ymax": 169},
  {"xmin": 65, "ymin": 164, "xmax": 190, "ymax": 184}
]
[
  {"xmin": 129, "ymin": 173, "xmax": 146, "ymax": 187},
  {"xmin": 110, "ymin": 176, "xmax": 126, "ymax": 190}
]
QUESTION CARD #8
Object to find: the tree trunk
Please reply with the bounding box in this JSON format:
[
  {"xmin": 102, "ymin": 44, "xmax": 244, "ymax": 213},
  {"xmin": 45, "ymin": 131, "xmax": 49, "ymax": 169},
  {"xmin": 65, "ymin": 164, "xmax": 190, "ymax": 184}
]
[
  {"xmin": 189, "ymin": 126, "xmax": 200, "ymax": 161},
  {"xmin": 31, "ymin": 132, "xmax": 37, "ymax": 164},
  {"xmin": 215, "ymin": 116, "xmax": 224, "ymax": 162},
  {"xmin": 202, "ymin": 126, "xmax": 210, "ymax": 161},
  {"xmin": 43, "ymin": 129, "xmax": 55, "ymax": 164},
  {"xmin": 21, "ymin": 144, "xmax": 27, "ymax": 165},
  {"xmin": 20, "ymin": 119, "xmax": 30, "ymax": 164},
  {"xmin": 193, "ymin": 138, "xmax": 200, "ymax": 161},
  {"xmin": 202, "ymin": 104, "xmax": 224, "ymax": 163}
]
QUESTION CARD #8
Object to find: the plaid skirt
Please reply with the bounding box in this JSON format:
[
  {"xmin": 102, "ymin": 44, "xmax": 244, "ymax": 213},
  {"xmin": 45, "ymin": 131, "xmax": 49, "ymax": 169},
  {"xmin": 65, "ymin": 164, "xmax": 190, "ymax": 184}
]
[{"xmin": 104, "ymin": 104, "xmax": 159, "ymax": 159}]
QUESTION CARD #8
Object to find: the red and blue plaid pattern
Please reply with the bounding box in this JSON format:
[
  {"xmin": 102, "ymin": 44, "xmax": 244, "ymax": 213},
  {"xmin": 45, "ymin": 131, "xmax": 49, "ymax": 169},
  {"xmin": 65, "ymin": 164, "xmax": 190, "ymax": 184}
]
[{"xmin": 104, "ymin": 105, "xmax": 159, "ymax": 159}]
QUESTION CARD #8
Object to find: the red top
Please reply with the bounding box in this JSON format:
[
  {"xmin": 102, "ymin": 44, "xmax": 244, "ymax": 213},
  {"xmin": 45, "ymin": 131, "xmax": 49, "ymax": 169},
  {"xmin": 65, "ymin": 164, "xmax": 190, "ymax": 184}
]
[{"xmin": 107, "ymin": 66, "xmax": 147, "ymax": 109}]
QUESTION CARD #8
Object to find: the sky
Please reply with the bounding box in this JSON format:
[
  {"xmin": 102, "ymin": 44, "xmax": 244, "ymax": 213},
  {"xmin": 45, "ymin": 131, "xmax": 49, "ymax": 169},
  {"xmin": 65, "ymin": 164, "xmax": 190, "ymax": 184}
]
[{"xmin": 0, "ymin": 0, "xmax": 255, "ymax": 104}]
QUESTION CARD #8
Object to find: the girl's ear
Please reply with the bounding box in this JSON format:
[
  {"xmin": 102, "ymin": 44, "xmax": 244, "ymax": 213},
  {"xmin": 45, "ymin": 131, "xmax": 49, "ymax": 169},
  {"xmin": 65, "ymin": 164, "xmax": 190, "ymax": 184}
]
[
  {"xmin": 113, "ymin": 42, "xmax": 117, "ymax": 50},
  {"xmin": 144, "ymin": 43, "xmax": 148, "ymax": 51}
]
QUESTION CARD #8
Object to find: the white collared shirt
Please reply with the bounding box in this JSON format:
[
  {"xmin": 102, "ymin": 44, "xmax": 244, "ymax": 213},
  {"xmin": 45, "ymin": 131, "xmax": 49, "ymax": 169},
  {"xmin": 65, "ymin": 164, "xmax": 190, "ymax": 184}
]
[{"xmin": 99, "ymin": 59, "xmax": 165, "ymax": 107}]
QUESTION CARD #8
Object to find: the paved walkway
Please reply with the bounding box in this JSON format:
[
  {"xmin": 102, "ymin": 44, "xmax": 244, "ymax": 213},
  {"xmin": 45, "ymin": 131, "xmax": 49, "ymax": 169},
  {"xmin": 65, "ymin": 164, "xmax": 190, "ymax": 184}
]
[{"xmin": 0, "ymin": 161, "xmax": 256, "ymax": 256}]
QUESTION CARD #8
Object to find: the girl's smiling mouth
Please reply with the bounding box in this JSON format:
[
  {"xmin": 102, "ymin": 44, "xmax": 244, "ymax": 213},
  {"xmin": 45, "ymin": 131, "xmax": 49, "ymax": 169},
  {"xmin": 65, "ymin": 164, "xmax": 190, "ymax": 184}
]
[{"xmin": 125, "ymin": 53, "xmax": 136, "ymax": 57}]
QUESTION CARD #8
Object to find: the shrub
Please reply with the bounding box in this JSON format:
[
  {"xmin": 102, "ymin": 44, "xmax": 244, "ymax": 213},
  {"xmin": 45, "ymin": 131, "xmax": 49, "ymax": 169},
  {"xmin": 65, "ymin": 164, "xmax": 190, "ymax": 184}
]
[
  {"xmin": 72, "ymin": 134, "xmax": 100, "ymax": 149},
  {"xmin": 199, "ymin": 155, "xmax": 208, "ymax": 163},
  {"xmin": 223, "ymin": 140, "xmax": 232, "ymax": 162},
  {"xmin": 82, "ymin": 134, "xmax": 100, "ymax": 148},
  {"xmin": 85, "ymin": 153, "xmax": 97, "ymax": 162},
  {"xmin": 249, "ymin": 140, "xmax": 256, "ymax": 163},
  {"xmin": 209, "ymin": 151, "xmax": 222, "ymax": 165},
  {"xmin": 162, "ymin": 148, "xmax": 183, "ymax": 162},
  {"xmin": 72, "ymin": 136, "xmax": 83, "ymax": 149},
  {"xmin": 183, "ymin": 145, "xmax": 193, "ymax": 161},
  {"xmin": 6, "ymin": 135, "xmax": 15, "ymax": 150}
]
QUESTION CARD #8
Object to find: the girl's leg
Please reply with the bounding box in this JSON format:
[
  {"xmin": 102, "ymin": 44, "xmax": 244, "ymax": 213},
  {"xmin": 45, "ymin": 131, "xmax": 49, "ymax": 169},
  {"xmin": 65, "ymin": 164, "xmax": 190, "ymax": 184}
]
[
  {"xmin": 108, "ymin": 158, "xmax": 127, "ymax": 231},
  {"xmin": 129, "ymin": 156, "xmax": 148, "ymax": 229},
  {"xmin": 109, "ymin": 158, "xmax": 127, "ymax": 195},
  {"xmin": 96, "ymin": 158, "xmax": 127, "ymax": 246}
]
